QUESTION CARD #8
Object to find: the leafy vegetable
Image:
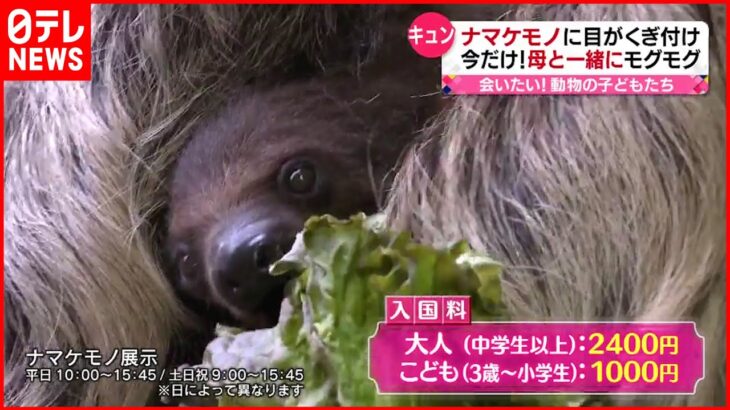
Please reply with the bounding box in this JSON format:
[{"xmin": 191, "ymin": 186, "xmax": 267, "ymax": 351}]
[{"xmin": 188, "ymin": 213, "xmax": 583, "ymax": 406}]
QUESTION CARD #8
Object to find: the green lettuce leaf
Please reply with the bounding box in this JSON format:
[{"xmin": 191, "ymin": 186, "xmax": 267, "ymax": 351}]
[{"xmin": 190, "ymin": 213, "xmax": 584, "ymax": 406}]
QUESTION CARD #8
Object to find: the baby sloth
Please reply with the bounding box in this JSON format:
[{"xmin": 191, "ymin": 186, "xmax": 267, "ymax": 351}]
[{"xmin": 166, "ymin": 72, "xmax": 441, "ymax": 330}]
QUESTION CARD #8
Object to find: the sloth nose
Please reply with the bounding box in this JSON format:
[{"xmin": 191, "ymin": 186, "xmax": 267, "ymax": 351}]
[{"xmin": 209, "ymin": 221, "xmax": 295, "ymax": 310}]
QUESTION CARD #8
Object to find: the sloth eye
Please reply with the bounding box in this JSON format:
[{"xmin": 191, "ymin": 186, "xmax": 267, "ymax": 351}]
[
  {"xmin": 174, "ymin": 245, "xmax": 196, "ymax": 279},
  {"xmin": 279, "ymin": 160, "xmax": 318, "ymax": 195}
]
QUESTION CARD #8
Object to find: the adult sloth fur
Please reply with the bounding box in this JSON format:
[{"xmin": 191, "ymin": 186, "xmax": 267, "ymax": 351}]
[{"xmin": 4, "ymin": 4, "xmax": 726, "ymax": 406}]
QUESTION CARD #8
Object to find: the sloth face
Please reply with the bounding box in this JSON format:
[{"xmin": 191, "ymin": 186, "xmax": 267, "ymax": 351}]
[
  {"xmin": 165, "ymin": 79, "xmax": 425, "ymax": 329},
  {"xmin": 168, "ymin": 150, "xmax": 375, "ymax": 328}
]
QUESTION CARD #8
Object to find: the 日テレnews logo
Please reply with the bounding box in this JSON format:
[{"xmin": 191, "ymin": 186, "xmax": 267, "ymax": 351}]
[{"xmin": 1, "ymin": 1, "xmax": 91, "ymax": 81}]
